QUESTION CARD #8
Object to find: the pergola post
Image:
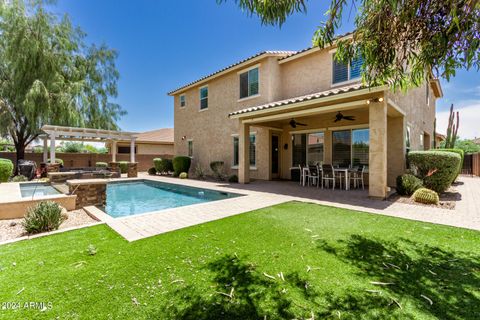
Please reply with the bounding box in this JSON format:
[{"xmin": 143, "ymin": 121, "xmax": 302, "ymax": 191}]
[
  {"xmin": 130, "ymin": 138, "xmax": 135, "ymax": 163},
  {"xmin": 111, "ymin": 140, "xmax": 117, "ymax": 162},
  {"xmin": 238, "ymin": 121, "xmax": 250, "ymax": 184},
  {"xmin": 49, "ymin": 134, "xmax": 56, "ymax": 164},
  {"xmin": 43, "ymin": 137, "xmax": 48, "ymax": 163}
]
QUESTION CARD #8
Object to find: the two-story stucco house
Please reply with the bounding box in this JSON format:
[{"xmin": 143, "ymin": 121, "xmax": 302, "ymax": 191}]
[{"xmin": 168, "ymin": 34, "xmax": 443, "ymax": 199}]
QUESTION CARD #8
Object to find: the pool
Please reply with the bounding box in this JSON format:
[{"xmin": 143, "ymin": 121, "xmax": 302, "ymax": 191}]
[
  {"xmin": 104, "ymin": 180, "xmax": 241, "ymax": 218},
  {"xmin": 20, "ymin": 183, "xmax": 61, "ymax": 198}
]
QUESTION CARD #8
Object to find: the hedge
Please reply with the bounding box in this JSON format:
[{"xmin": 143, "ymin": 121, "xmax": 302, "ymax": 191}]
[
  {"xmin": 119, "ymin": 161, "xmax": 129, "ymax": 174},
  {"xmin": 172, "ymin": 156, "xmax": 191, "ymax": 177},
  {"xmin": 408, "ymin": 151, "xmax": 461, "ymax": 193},
  {"xmin": 0, "ymin": 158, "xmax": 14, "ymax": 182},
  {"xmin": 47, "ymin": 158, "xmax": 64, "ymax": 166},
  {"xmin": 439, "ymin": 148, "xmax": 464, "ymax": 177},
  {"xmin": 396, "ymin": 173, "xmax": 423, "ymax": 196},
  {"xmin": 153, "ymin": 158, "xmax": 173, "ymax": 174},
  {"xmin": 95, "ymin": 162, "xmax": 108, "ymax": 168}
]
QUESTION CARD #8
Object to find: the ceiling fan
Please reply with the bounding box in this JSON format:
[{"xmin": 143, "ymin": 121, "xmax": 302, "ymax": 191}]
[
  {"xmin": 289, "ymin": 119, "xmax": 307, "ymax": 128},
  {"xmin": 334, "ymin": 112, "xmax": 356, "ymax": 122}
]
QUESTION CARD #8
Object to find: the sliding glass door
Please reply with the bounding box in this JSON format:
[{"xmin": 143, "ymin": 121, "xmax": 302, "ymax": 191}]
[
  {"xmin": 292, "ymin": 132, "xmax": 324, "ymax": 166},
  {"xmin": 332, "ymin": 128, "xmax": 369, "ymax": 167}
]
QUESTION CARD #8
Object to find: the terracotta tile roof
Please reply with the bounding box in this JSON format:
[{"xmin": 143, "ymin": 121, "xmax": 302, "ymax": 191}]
[
  {"xmin": 229, "ymin": 83, "xmax": 365, "ymax": 117},
  {"xmin": 135, "ymin": 128, "xmax": 174, "ymax": 144},
  {"xmin": 167, "ymin": 51, "xmax": 296, "ymax": 95},
  {"xmin": 473, "ymin": 137, "xmax": 480, "ymax": 145},
  {"xmin": 279, "ymin": 31, "xmax": 354, "ymax": 62}
]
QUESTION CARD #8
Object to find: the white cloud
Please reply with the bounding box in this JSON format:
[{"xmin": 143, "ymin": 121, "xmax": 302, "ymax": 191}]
[{"xmin": 436, "ymin": 103, "xmax": 480, "ymax": 139}]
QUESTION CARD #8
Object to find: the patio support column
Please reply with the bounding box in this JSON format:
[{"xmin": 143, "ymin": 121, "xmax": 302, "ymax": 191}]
[
  {"xmin": 368, "ymin": 100, "xmax": 388, "ymax": 199},
  {"xmin": 43, "ymin": 137, "xmax": 48, "ymax": 163},
  {"xmin": 111, "ymin": 140, "xmax": 117, "ymax": 162},
  {"xmin": 49, "ymin": 134, "xmax": 56, "ymax": 164},
  {"xmin": 130, "ymin": 139, "xmax": 135, "ymax": 163},
  {"xmin": 238, "ymin": 121, "xmax": 250, "ymax": 184}
]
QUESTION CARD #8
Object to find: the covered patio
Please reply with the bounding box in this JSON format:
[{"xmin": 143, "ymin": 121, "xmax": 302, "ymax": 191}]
[{"xmin": 229, "ymin": 85, "xmax": 406, "ymax": 199}]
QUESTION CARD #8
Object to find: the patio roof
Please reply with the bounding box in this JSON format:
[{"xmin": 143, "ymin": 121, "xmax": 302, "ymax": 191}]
[
  {"xmin": 41, "ymin": 125, "xmax": 137, "ymax": 142},
  {"xmin": 228, "ymin": 84, "xmax": 380, "ymax": 118}
]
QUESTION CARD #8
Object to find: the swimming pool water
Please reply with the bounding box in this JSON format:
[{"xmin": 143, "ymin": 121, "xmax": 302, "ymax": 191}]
[
  {"xmin": 20, "ymin": 183, "xmax": 61, "ymax": 198},
  {"xmin": 104, "ymin": 180, "xmax": 240, "ymax": 218}
]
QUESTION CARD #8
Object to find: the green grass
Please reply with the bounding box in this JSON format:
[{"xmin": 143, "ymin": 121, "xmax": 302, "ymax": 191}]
[{"xmin": 0, "ymin": 201, "xmax": 479, "ymax": 319}]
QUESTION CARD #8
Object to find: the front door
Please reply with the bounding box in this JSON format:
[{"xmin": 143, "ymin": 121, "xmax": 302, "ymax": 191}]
[{"xmin": 271, "ymin": 135, "xmax": 279, "ymax": 178}]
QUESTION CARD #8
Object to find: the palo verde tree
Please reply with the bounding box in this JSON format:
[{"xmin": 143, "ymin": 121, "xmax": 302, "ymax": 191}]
[
  {"xmin": 0, "ymin": 0, "xmax": 125, "ymax": 161},
  {"xmin": 220, "ymin": 0, "xmax": 479, "ymax": 90}
]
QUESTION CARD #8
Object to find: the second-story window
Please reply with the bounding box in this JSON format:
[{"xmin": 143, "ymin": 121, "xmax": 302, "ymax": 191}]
[
  {"xmin": 180, "ymin": 95, "xmax": 186, "ymax": 107},
  {"xmin": 239, "ymin": 67, "xmax": 259, "ymax": 99},
  {"xmin": 200, "ymin": 86, "xmax": 208, "ymax": 110},
  {"xmin": 332, "ymin": 55, "xmax": 363, "ymax": 84}
]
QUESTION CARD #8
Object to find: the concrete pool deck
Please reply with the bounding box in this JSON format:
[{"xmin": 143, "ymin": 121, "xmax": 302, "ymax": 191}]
[
  {"xmin": 85, "ymin": 174, "xmax": 480, "ymax": 242},
  {"xmin": 0, "ymin": 181, "xmax": 76, "ymax": 219}
]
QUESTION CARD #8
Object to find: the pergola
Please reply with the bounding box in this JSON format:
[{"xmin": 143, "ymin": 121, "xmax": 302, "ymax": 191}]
[{"xmin": 40, "ymin": 125, "xmax": 137, "ymax": 164}]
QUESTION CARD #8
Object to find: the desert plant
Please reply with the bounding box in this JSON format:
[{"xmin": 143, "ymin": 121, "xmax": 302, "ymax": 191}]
[
  {"xmin": 172, "ymin": 156, "xmax": 191, "ymax": 176},
  {"xmin": 179, "ymin": 172, "xmax": 188, "ymax": 179},
  {"xmin": 228, "ymin": 175, "xmax": 239, "ymax": 183},
  {"xmin": 95, "ymin": 162, "xmax": 108, "ymax": 168},
  {"xmin": 412, "ymin": 188, "xmax": 440, "ymax": 205},
  {"xmin": 119, "ymin": 161, "xmax": 128, "ymax": 173},
  {"xmin": 444, "ymin": 104, "xmax": 459, "ymax": 149},
  {"xmin": 408, "ymin": 151, "xmax": 460, "ymax": 193},
  {"xmin": 23, "ymin": 201, "xmax": 63, "ymax": 234},
  {"xmin": 153, "ymin": 158, "xmax": 173, "ymax": 174},
  {"xmin": 0, "ymin": 158, "xmax": 14, "ymax": 182},
  {"xmin": 194, "ymin": 164, "xmax": 206, "ymax": 180},
  {"xmin": 396, "ymin": 174, "xmax": 423, "ymax": 196},
  {"xmin": 210, "ymin": 161, "xmax": 225, "ymax": 180},
  {"xmin": 11, "ymin": 175, "xmax": 28, "ymax": 182},
  {"xmin": 147, "ymin": 167, "xmax": 157, "ymax": 175},
  {"xmin": 47, "ymin": 158, "xmax": 64, "ymax": 166}
]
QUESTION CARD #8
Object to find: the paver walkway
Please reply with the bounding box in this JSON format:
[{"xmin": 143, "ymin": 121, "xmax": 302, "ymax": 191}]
[{"xmin": 85, "ymin": 174, "xmax": 480, "ymax": 241}]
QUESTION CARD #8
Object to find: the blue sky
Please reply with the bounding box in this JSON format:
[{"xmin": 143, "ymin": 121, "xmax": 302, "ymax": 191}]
[{"xmin": 55, "ymin": 0, "xmax": 480, "ymax": 138}]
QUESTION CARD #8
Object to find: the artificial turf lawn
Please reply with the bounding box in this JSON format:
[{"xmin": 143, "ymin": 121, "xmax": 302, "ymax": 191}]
[{"xmin": 0, "ymin": 201, "xmax": 479, "ymax": 319}]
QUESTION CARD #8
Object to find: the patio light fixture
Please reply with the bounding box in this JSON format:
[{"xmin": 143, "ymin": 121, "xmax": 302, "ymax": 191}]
[{"xmin": 366, "ymin": 97, "xmax": 384, "ymax": 104}]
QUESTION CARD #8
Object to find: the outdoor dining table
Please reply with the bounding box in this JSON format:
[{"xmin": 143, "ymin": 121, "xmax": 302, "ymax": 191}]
[{"xmin": 300, "ymin": 166, "xmax": 352, "ymax": 190}]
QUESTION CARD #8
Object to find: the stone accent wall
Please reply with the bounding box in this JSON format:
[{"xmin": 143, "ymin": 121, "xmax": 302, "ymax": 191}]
[
  {"xmin": 46, "ymin": 163, "xmax": 60, "ymax": 173},
  {"xmin": 109, "ymin": 162, "xmax": 120, "ymax": 175},
  {"xmin": 68, "ymin": 181, "xmax": 107, "ymax": 209},
  {"xmin": 127, "ymin": 162, "xmax": 138, "ymax": 178}
]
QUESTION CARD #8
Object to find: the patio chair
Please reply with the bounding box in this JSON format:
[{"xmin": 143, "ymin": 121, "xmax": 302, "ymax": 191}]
[
  {"xmin": 321, "ymin": 164, "xmax": 336, "ymax": 190},
  {"xmin": 306, "ymin": 165, "xmax": 319, "ymax": 187},
  {"xmin": 350, "ymin": 165, "xmax": 365, "ymax": 189}
]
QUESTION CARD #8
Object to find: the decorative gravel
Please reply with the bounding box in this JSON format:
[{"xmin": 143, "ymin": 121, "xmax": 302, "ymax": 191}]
[{"xmin": 0, "ymin": 209, "xmax": 97, "ymax": 242}]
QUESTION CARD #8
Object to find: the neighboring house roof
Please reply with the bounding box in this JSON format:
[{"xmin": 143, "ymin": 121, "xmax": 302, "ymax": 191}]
[
  {"xmin": 168, "ymin": 51, "xmax": 297, "ymax": 95},
  {"xmin": 134, "ymin": 128, "xmax": 174, "ymax": 144},
  {"xmin": 473, "ymin": 137, "xmax": 480, "ymax": 145},
  {"xmin": 435, "ymin": 133, "xmax": 446, "ymax": 141},
  {"xmin": 229, "ymin": 83, "xmax": 368, "ymax": 117}
]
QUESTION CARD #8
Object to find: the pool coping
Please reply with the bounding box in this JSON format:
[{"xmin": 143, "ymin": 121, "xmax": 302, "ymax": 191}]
[{"xmin": 85, "ymin": 176, "xmax": 288, "ymax": 241}]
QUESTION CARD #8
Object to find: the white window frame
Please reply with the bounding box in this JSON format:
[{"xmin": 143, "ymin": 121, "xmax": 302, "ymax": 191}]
[
  {"xmin": 330, "ymin": 50, "xmax": 362, "ymax": 87},
  {"xmin": 238, "ymin": 64, "xmax": 260, "ymax": 101},
  {"xmin": 231, "ymin": 133, "xmax": 257, "ymax": 170},
  {"xmin": 199, "ymin": 85, "xmax": 208, "ymax": 111},
  {"xmin": 179, "ymin": 94, "xmax": 186, "ymax": 108},
  {"xmin": 187, "ymin": 139, "xmax": 193, "ymax": 157}
]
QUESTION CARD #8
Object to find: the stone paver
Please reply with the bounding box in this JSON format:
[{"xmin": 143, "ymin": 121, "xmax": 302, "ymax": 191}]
[{"xmin": 87, "ymin": 174, "xmax": 480, "ymax": 241}]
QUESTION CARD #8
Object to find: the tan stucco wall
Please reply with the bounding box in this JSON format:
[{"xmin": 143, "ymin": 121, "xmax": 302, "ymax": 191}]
[
  {"xmin": 173, "ymin": 48, "xmax": 438, "ymax": 183},
  {"xmin": 115, "ymin": 142, "xmax": 173, "ymax": 155}
]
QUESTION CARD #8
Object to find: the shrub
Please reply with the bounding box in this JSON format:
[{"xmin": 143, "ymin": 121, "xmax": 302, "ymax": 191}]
[
  {"xmin": 153, "ymin": 158, "xmax": 173, "ymax": 174},
  {"xmin": 412, "ymin": 188, "xmax": 439, "ymax": 205},
  {"xmin": 408, "ymin": 151, "xmax": 460, "ymax": 193},
  {"xmin": 173, "ymin": 156, "xmax": 191, "ymax": 177},
  {"xmin": 119, "ymin": 161, "xmax": 128, "ymax": 173},
  {"xmin": 194, "ymin": 164, "xmax": 206, "ymax": 180},
  {"xmin": 95, "ymin": 162, "xmax": 108, "ymax": 168},
  {"xmin": 47, "ymin": 158, "xmax": 64, "ymax": 166},
  {"xmin": 396, "ymin": 174, "xmax": 423, "ymax": 196},
  {"xmin": 440, "ymin": 148, "xmax": 464, "ymax": 178},
  {"xmin": 0, "ymin": 158, "xmax": 14, "ymax": 182},
  {"xmin": 147, "ymin": 167, "xmax": 157, "ymax": 175},
  {"xmin": 210, "ymin": 161, "xmax": 225, "ymax": 180},
  {"xmin": 179, "ymin": 172, "xmax": 188, "ymax": 179},
  {"xmin": 63, "ymin": 141, "xmax": 85, "ymax": 153},
  {"xmin": 23, "ymin": 201, "xmax": 63, "ymax": 234},
  {"xmin": 228, "ymin": 175, "xmax": 239, "ymax": 183},
  {"xmin": 11, "ymin": 175, "xmax": 28, "ymax": 182}
]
